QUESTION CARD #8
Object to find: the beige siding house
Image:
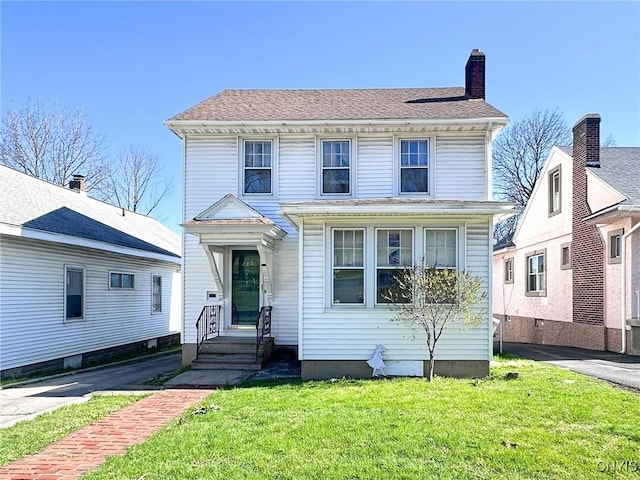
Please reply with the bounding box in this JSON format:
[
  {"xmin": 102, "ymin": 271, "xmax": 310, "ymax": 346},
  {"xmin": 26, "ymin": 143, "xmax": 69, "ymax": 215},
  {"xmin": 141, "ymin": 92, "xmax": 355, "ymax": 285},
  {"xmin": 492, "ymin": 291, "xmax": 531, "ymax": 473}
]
[
  {"xmin": 0, "ymin": 166, "xmax": 182, "ymax": 379},
  {"xmin": 167, "ymin": 50, "xmax": 513, "ymax": 379},
  {"xmin": 493, "ymin": 114, "xmax": 640, "ymax": 354}
]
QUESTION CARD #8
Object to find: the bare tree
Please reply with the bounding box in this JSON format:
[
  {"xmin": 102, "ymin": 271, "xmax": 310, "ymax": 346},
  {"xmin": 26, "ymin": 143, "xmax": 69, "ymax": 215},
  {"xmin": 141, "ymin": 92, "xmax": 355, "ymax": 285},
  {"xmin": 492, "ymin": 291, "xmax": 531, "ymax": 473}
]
[
  {"xmin": 0, "ymin": 99, "xmax": 109, "ymax": 191},
  {"xmin": 386, "ymin": 261, "xmax": 487, "ymax": 381},
  {"xmin": 492, "ymin": 108, "xmax": 571, "ymax": 240},
  {"xmin": 105, "ymin": 144, "xmax": 172, "ymax": 216}
]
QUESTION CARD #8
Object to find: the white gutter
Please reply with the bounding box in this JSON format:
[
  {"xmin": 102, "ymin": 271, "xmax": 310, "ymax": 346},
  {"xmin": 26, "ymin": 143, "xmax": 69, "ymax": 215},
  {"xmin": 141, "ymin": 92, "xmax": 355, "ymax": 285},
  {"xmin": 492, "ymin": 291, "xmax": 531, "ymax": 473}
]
[
  {"xmin": 620, "ymin": 220, "xmax": 640, "ymax": 353},
  {"xmin": 165, "ymin": 117, "xmax": 508, "ymax": 129}
]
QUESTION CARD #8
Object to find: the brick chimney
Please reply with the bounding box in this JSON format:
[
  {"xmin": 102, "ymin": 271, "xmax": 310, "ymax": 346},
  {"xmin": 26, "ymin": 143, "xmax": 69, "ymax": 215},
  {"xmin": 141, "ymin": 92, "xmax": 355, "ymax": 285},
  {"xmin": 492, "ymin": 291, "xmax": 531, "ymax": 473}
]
[
  {"xmin": 69, "ymin": 174, "xmax": 87, "ymax": 193},
  {"xmin": 572, "ymin": 114, "xmax": 605, "ymax": 333},
  {"xmin": 465, "ymin": 49, "xmax": 485, "ymax": 99}
]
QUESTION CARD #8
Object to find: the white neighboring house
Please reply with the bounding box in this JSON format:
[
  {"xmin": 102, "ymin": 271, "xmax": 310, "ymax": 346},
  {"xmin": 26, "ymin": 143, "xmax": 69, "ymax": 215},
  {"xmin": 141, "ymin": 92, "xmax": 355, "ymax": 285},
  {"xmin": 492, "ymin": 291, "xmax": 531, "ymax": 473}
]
[
  {"xmin": 166, "ymin": 49, "xmax": 513, "ymax": 379},
  {"xmin": 0, "ymin": 166, "xmax": 182, "ymax": 379}
]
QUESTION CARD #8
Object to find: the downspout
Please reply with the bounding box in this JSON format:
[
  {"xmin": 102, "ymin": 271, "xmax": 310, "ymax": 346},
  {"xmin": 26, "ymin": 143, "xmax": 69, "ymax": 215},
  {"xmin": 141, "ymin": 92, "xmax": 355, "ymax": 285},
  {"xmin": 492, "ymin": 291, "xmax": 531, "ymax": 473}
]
[{"xmin": 620, "ymin": 220, "xmax": 640, "ymax": 353}]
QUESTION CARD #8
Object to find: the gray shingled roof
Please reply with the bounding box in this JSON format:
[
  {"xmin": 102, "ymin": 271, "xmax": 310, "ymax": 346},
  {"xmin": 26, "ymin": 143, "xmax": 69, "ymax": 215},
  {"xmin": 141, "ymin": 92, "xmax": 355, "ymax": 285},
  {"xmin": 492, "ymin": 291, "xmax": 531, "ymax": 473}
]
[
  {"xmin": 0, "ymin": 165, "xmax": 180, "ymax": 258},
  {"xmin": 168, "ymin": 88, "xmax": 507, "ymax": 122},
  {"xmin": 559, "ymin": 146, "xmax": 640, "ymax": 204}
]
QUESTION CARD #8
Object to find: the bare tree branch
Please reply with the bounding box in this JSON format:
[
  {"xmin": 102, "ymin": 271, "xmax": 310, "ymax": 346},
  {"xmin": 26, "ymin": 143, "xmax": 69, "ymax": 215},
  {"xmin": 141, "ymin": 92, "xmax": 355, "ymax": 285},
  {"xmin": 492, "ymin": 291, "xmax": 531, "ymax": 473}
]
[
  {"xmin": 0, "ymin": 99, "xmax": 107, "ymax": 192},
  {"xmin": 105, "ymin": 144, "xmax": 172, "ymax": 216},
  {"xmin": 492, "ymin": 108, "xmax": 571, "ymax": 241}
]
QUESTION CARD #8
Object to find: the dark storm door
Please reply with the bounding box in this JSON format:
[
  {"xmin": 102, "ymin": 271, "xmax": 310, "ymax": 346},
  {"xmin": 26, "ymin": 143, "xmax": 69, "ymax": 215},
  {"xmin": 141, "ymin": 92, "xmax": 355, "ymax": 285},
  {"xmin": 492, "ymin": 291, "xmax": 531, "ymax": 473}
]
[{"xmin": 231, "ymin": 250, "xmax": 260, "ymax": 326}]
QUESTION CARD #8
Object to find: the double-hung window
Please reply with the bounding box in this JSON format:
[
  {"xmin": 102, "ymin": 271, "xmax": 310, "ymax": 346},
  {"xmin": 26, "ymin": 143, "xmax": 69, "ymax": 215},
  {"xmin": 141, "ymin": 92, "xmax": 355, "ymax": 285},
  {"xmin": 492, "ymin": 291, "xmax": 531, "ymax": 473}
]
[
  {"xmin": 400, "ymin": 139, "xmax": 429, "ymax": 193},
  {"xmin": 152, "ymin": 275, "xmax": 162, "ymax": 313},
  {"xmin": 65, "ymin": 266, "xmax": 84, "ymax": 321},
  {"xmin": 425, "ymin": 229, "xmax": 457, "ymax": 270},
  {"xmin": 321, "ymin": 140, "xmax": 351, "ymax": 194},
  {"xmin": 376, "ymin": 229, "xmax": 413, "ymax": 303},
  {"xmin": 333, "ymin": 229, "xmax": 364, "ymax": 304},
  {"xmin": 243, "ymin": 140, "xmax": 272, "ymax": 194},
  {"xmin": 608, "ymin": 229, "xmax": 623, "ymax": 264},
  {"xmin": 526, "ymin": 250, "xmax": 546, "ymax": 296},
  {"xmin": 549, "ymin": 166, "xmax": 561, "ymax": 215}
]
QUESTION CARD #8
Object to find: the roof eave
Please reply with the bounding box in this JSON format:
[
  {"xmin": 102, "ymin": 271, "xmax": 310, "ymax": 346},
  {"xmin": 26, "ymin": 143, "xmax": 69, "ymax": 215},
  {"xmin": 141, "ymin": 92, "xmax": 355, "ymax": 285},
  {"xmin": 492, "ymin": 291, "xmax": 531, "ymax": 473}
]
[{"xmin": 583, "ymin": 205, "xmax": 640, "ymax": 224}]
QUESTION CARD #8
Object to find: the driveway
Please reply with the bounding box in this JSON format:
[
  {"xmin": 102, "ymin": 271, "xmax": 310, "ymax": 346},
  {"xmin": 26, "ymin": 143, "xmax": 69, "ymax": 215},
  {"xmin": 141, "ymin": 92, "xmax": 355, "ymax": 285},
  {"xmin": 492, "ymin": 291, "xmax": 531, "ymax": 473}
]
[
  {"xmin": 0, "ymin": 352, "xmax": 182, "ymax": 428},
  {"xmin": 501, "ymin": 342, "xmax": 640, "ymax": 391}
]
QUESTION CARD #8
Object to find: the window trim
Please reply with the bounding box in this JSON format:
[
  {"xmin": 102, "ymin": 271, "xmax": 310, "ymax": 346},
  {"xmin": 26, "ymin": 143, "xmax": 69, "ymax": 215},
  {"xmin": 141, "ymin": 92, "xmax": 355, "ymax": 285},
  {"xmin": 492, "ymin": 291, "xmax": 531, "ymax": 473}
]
[
  {"xmin": 375, "ymin": 228, "xmax": 414, "ymax": 305},
  {"xmin": 64, "ymin": 265, "xmax": 85, "ymax": 322},
  {"xmin": 560, "ymin": 242, "xmax": 572, "ymax": 270},
  {"xmin": 151, "ymin": 274, "xmax": 163, "ymax": 314},
  {"xmin": 395, "ymin": 136, "xmax": 435, "ymax": 196},
  {"xmin": 504, "ymin": 257, "xmax": 514, "ymax": 284},
  {"xmin": 109, "ymin": 271, "xmax": 135, "ymax": 290},
  {"xmin": 331, "ymin": 228, "xmax": 366, "ymax": 306},
  {"xmin": 525, "ymin": 249, "xmax": 546, "ymax": 297},
  {"xmin": 607, "ymin": 228, "xmax": 623, "ymax": 264},
  {"xmin": 548, "ymin": 165, "xmax": 562, "ymax": 217},
  {"xmin": 317, "ymin": 138, "xmax": 354, "ymax": 197},
  {"xmin": 240, "ymin": 138, "xmax": 276, "ymax": 197}
]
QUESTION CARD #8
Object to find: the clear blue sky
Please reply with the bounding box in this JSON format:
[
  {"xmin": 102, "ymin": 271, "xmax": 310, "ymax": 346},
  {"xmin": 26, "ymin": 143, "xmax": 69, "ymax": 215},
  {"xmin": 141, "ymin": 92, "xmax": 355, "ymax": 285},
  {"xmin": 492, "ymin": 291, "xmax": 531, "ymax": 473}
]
[{"xmin": 2, "ymin": 1, "xmax": 639, "ymax": 233}]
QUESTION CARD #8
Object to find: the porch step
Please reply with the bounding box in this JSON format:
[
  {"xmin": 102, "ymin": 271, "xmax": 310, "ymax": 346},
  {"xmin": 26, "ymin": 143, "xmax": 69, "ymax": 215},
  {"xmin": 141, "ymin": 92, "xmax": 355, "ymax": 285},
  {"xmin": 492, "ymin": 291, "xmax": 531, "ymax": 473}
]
[{"xmin": 193, "ymin": 337, "xmax": 273, "ymax": 371}]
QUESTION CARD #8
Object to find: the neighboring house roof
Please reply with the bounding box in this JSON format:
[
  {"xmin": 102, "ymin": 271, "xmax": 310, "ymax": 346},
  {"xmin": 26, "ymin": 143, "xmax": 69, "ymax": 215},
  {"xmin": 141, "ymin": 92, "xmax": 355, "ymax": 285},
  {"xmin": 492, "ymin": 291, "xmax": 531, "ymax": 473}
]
[
  {"xmin": 168, "ymin": 87, "xmax": 507, "ymax": 122},
  {"xmin": 493, "ymin": 233, "xmax": 515, "ymax": 252},
  {"xmin": 0, "ymin": 165, "xmax": 181, "ymax": 260},
  {"xmin": 559, "ymin": 146, "xmax": 640, "ymax": 205}
]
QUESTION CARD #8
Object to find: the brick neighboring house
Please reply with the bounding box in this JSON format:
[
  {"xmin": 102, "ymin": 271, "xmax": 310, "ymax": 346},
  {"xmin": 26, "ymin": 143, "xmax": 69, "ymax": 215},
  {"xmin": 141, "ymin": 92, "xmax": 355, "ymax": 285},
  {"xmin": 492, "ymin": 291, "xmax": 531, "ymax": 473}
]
[{"xmin": 493, "ymin": 114, "xmax": 640, "ymax": 354}]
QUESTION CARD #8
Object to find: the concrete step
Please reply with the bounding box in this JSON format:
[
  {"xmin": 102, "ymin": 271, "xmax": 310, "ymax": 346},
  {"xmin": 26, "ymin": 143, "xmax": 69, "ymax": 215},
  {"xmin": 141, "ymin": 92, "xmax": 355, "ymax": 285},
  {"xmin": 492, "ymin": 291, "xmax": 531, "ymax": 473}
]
[
  {"xmin": 199, "ymin": 344, "xmax": 266, "ymax": 355},
  {"xmin": 196, "ymin": 353, "xmax": 262, "ymax": 364},
  {"xmin": 191, "ymin": 361, "xmax": 261, "ymax": 371}
]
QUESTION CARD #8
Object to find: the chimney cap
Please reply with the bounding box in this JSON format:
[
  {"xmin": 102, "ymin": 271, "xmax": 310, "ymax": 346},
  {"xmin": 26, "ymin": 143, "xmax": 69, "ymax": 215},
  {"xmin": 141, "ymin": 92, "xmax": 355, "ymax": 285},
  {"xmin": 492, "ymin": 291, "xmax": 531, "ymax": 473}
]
[
  {"xmin": 469, "ymin": 48, "xmax": 485, "ymax": 57},
  {"xmin": 573, "ymin": 113, "xmax": 601, "ymax": 129}
]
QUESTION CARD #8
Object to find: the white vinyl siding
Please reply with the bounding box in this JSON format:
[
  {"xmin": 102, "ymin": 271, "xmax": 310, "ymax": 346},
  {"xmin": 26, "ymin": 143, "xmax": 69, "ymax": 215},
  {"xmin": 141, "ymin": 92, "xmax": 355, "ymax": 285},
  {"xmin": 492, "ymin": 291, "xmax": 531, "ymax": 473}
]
[
  {"xmin": 300, "ymin": 217, "xmax": 491, "ymax": 361},
  {"xmin": 357, "ymin": 136, "xmax": 394, "ymax": 198},
  {"xmin": 0, "ymin": 236, "xmax": 180, "ymax": 371},
  {"xmin": 435, "ymin": 135, "xmax": 486, "ymax": 199}
]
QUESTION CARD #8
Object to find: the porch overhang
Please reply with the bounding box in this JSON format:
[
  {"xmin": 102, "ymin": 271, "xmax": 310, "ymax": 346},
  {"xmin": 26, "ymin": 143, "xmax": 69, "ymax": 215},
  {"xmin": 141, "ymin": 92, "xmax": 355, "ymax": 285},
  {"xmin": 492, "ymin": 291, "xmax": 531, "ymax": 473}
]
[
  {"xmin": 182, "ymin": 218, "xmax": 286, "ymax": 304},
  {"xmin": 279, "ymin": 198, "xmax": 516, "ymax": 229}
]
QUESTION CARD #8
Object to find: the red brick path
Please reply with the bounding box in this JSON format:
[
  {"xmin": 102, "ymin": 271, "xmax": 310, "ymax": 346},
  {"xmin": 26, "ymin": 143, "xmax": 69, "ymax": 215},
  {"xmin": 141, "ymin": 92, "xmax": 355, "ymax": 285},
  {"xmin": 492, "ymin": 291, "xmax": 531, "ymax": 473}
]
[{"xmin": 0, "ymin": 389, "xmax": 215, "ymax": 480}]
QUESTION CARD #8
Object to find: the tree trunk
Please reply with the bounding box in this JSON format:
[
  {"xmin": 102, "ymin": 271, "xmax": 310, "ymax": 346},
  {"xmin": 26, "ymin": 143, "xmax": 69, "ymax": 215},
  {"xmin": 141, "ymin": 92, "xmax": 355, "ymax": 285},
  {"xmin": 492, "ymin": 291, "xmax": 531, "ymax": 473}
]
[{"xmin": 428, "ymin": 356, "xmax": 435, "ymax": 381}]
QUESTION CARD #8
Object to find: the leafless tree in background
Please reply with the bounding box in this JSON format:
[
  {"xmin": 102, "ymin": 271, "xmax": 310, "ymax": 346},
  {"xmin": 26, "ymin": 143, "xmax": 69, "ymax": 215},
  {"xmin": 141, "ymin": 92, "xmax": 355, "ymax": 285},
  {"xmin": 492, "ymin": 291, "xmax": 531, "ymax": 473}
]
[
  {"xmin": 0, "ymin": 99, "xmax": 109, "ymax": 192},
  {"xmin": 105, "ymin": 144, "xmax": 172, "ymax": 216},
  {"xmin": 492, "ymin": 108, "xmax": 571, "ymax": 241}
]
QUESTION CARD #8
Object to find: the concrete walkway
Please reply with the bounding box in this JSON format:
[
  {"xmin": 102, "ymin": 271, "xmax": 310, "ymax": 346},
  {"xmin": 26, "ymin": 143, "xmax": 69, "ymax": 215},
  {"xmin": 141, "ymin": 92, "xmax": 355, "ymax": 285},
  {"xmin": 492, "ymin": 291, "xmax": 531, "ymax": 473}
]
[
  {"xmin": 500, "ymin": 342, "xmax": 640, "ymax": 391},
  {"xmin": 0, "ymin": 389, "xmax": 214, "ymax": 480}
]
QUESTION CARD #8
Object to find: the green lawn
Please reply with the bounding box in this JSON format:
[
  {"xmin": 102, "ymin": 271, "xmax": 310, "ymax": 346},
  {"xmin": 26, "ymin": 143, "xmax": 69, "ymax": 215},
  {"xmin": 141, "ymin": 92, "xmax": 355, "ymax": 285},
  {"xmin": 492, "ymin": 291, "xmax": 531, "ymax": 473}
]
[
  {"xmin": 84, "ymin": 357, "xmax": 639, "ymax": 480},
  {"xmin": 0, "ymin": 394, "xmax": 146, "ymax": 467}
]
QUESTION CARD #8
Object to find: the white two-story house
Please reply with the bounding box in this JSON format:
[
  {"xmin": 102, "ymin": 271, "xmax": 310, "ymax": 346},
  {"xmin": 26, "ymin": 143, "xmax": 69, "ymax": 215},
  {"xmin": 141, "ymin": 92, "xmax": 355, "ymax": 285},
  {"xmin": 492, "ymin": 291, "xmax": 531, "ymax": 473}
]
[{"xmin": 166, "ymin": 49, "xmax": 512, "ymax": 379}]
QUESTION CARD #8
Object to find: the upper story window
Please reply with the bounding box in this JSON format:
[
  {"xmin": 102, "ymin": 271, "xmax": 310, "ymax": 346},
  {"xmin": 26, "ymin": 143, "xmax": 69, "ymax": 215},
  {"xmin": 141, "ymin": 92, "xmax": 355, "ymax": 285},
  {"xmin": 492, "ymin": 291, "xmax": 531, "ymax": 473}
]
[
  {"xmin": 110, "ymin": 272, "xmax": 135, "ymax": 289},
  {"xmin": 332, "ymin": 229, "xmax": 364, "ymax": 305},
  {"xmin": 399, "ymin": 139, "xmax": 430, "ymax": 194},
  {"xmin": 243, "ymin": 140, "xmax": 272, "ymax": 194},
  {"xmin": 65, "ymin": 266, "xmax": 84, "ymax": 321},
  {"xmin": 321, "ymin": 140, "xmax": 351, "ymax": 195},
  {"xmin": 376, "ymin": 229, "xmax": 413, "ymax": 304},
  {"xmin": 607, "ymin": 229, "xmax": 623, "ymax": 264},
  {"xmin": 548, "ymin": 166, "xmax": 561, "ymax": 216},
  {"xmin": 504, "ymin": 257, "xmax": 514, "ymax": 284},
  {"xmin": 526, "ymin": 249, "xmax": 546, "ymax": 297}
]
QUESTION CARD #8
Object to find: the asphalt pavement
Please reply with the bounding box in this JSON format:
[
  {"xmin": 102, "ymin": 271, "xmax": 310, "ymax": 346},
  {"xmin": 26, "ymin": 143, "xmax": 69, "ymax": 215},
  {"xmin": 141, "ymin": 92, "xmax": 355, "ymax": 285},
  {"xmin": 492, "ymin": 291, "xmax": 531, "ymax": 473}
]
[
  {"xmin": 500, "ymin": 342, "xmax": 640, "ymax": 391},
  {"xmin": 0, "ymin": 352, "xmax": 182, "ymax": 428}
]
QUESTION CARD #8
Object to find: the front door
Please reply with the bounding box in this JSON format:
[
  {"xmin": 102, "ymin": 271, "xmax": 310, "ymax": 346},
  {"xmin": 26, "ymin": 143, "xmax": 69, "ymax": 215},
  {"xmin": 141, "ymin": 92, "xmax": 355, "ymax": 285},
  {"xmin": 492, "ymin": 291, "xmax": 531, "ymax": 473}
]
[{"xmin": 231, "ymin": 249, "xmax": 260, "ymax": 326}]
